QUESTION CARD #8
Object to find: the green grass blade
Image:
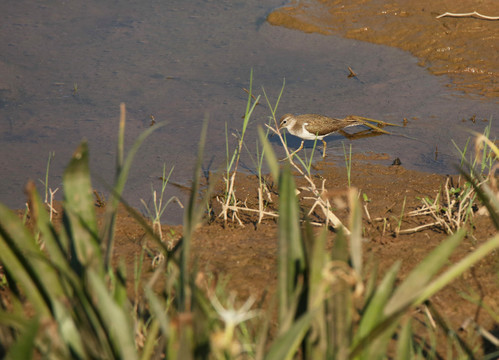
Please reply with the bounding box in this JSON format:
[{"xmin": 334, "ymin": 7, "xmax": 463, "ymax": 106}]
[
  {"xmin": 277, "ymin": 165, "xmax": 305, "ymax": 325},
  {"xmin": 25, "ymin": 181, "xmax": 72, "ymax": 279},
  {"xmin": 384, "ymin": 229, "xmax": 466, "ymax": 317},
  {"xmin": 353, "ymin": 262, "xmax": 401, "ymax": 359},
  {"xmin": 348, "ymin": 189, "xmax": 362, "ymax": 277},
  {"xmin": 265, "ymin": 311, "xmax": 315, "ymax": 360},
  {"xmin": 356, "ymin": 261, "xmax": 401, "ymax": 341},
  {"xmin": 415, "ymin": 233, "xmax": 499, "ymax": 304},
  {"xmin": 103, "ymin": 121, "xmax": 168, "ymax": 269},
  {"xmin": 460, "ymin": 169, "xmax": 499, "ymax": 229},
  {"xmin": 145, "ymin": 284, "xmax": 170, "ymax": 338},
  {"xmin": 4, "ymin": 317, "xmax": 39, "ymax": 360},
  {"xmin": 63, "ymin": 141, "xmax": 101, "ymax": 272},
  {"xmin": 87, "ymin": 269, "xmax": 138, "ymax": 360},
  {"xmin": 396, "ymin": 318, "xmax": 414, "ymax": 360},
  {"xmin": 0, "ymin": 204, "xmax": 53, "ymax": 316},
  {"xmin": 258, "ymin": 127, "xmax": 279, "ymax": 182},
  {"xmin": 179, "ymin": 116, "xmax": 209, "ymax": 312},
  {"xmin": 52, "ymin": 299, "xmax": 85, "ymax": 358}
]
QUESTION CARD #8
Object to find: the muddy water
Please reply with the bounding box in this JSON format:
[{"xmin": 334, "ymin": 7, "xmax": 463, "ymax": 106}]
[{"xmin": 0, "ymin": 0, "xmax": 497, "ymax": 224}]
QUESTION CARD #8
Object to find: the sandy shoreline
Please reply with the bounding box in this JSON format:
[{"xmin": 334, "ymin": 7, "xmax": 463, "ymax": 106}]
[{"xmin": 267, "ymin": 0, "xmax": 498, "ymax": 99}]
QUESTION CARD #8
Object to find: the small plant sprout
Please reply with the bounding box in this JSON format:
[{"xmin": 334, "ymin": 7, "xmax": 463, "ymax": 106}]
[
  {"xmin": 209, "ymin": 292, "xmax": 259, "ymax": 355},
  {"xmin": 141, "ymin": 164, "xmax": 183, "ymax": 244},
  {"xmin": 395, "ymin": 196, "xmax": 406, "ymax": 236},
  {"xmin": 240, "ymin": 115, "xmax": 276, "ymax": 225},
  {"xmin": 343, "ymin": 141, "xmax": 353, "ymax": 187},
  {"xmin": 362, "ymin": 192, "xmax": 372, "ymax": 222},
  {"xmin": 38, "ymin": 151, "xmax": 59, "ymax": 221}
]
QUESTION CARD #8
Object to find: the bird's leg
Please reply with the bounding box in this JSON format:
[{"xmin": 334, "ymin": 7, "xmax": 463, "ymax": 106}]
[
  {"xmin": 281, "ymin": 141, "xmax": 304, "ymax": 161},
  {"xmin": 321, "ymin": 139, "xmax": 327, "ymax": 158},
  {"xmin": 290, "ymin": 140, "xmax": 304, "ymax": 157}
]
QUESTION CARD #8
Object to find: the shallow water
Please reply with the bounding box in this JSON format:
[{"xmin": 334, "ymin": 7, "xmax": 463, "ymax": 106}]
[{"xmin": 0, "ymin": 0, "xmax": 497, "ymax": 223}]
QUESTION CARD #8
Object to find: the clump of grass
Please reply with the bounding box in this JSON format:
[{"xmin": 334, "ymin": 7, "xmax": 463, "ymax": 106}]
[
  {"xmin": 141, "ymin": 163, "xmax": 183, "ymax": 248},
  {"xmin": 218, "ymin": 69, "xmax": 261, "ymax": 226},
  {"xmin": 36, "ymin": 151, "xmax": 58, "ymax": 222},
  {"xmin": 342, "ymin": 141, "xmax": 352, "ymax": 187},
  {"xmin": 404, "ymin": 177, "xmax": 478, "ymax": 235},
  {"xmin": 452, "ymin": 120, "xmax": 495, "ymax": 178},
  {"xmin": 402, "ymin": 122, "xmax": 496, "ymax": 236}
]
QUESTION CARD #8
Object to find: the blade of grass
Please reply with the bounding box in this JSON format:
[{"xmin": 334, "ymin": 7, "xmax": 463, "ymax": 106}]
[
  {"xmin": 63, "ymin": 142, "xmax": 101, "ymax": 272},
  {"xmin": 179, "ymin": 115, "xmax": 209, "ymax": 312},
  {"xmin": 102, "ymin": 113, "xmax": 168, "ymax": 269},
  {"xmin": 277, "ymin": 165, "xmax": 305, "ymax": 325},
  {"xmin": 87, "ymin": 269, "xmax": 138, "ymax": 360},
  {"xmin": 384, "ymin": 229, "xmax": 466, "ymax": 316},
  {"xmin": 4, "ymin": 317, "xmax": 39, "ymax": 360},
  {"xmin": 264, "ymin": 311, "xmax": 316, "ymax": 360}
]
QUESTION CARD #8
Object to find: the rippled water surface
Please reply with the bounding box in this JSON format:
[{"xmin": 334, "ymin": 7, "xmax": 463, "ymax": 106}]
[{"xmin": 0, "ymin": 0, "xmax": 497, "ymax": 223}]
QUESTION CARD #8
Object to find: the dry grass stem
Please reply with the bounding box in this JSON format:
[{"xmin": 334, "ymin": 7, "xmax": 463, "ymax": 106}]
[
  {"xmin": 258, "ymin": 186, "xmax": 264, "ymax": 224},
  {"xmin": 48, "ymin": 187, "xmax": 59, "ymax": 222},
  {"xmin": 397, "ymin": 222, "xmax": 442, "ymax": 235},
  {"xmin": 225, "ymin": 204, "xmax": 278, "ymax": 218},
  {"xmin": 363, "ymin": 203, "xmax": 372, "ymax": 223},
  {"xmin": 423, "ymin": 305, "xmax": 437, "ymax": 329}
]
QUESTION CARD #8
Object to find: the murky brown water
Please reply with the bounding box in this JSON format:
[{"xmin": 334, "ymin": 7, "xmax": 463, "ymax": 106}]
[{"xmin": 0, "ymin": 0, "xmax": 497, "ymax": 223}]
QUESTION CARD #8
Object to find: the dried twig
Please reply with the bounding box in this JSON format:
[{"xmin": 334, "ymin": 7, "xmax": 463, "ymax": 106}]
[
  {"xmin": 397, "ymin": 222, "xmax": 442, "ymax": 235},
  {"xmin": 436, "ymin": 11, "xmax": 499, "ymax": 20}
]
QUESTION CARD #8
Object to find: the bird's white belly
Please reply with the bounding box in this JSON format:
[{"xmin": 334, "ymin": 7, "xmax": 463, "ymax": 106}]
[{"xmin": 295, "ymin": 124, "xmax": 325, "ymax": 140}]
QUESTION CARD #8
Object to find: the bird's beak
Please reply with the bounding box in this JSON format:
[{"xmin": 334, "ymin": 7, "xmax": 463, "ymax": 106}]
[{"xmin": 270, "ymin": 124, "xmax": 283, "ymax": 138}]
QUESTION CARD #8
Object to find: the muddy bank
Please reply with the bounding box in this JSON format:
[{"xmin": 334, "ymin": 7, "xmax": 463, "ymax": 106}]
[
  {"xmin": 267, "ymin": 0, "xmax": 498, "ymax": 98},
  {"xmin": 122, "ymin": 161, "xmax": 499, "ymax": 345},
  {"xmin": 8, "ymin": 158, "xmax": 499, "ymax": 356}
]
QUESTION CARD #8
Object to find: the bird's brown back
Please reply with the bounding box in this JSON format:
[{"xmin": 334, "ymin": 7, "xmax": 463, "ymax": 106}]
[{"xmin": 298, "ymin": 114, "xmax": 363, "ymax": 136}]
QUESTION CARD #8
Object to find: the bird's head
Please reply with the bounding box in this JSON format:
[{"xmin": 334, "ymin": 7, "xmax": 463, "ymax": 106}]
[{"xmin": 278, "ymin": 114, "xmax": 296, "ymax": 130}]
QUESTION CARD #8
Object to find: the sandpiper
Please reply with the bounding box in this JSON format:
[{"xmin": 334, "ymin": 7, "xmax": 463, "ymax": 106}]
[{"xmin": 279, "ymin": 113, "xmax": 364, "ymax": 158}]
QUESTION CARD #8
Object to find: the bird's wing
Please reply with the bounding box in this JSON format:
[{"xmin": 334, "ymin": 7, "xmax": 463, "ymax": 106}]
[{"xmin": 302, "ymin": 115, "xmax": 345, "ymax": 136}]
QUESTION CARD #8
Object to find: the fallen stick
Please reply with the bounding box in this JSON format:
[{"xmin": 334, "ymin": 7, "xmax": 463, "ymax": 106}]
[{"xmin": 436, "ymin": 11, "xmax": 499, "ymax": 20}]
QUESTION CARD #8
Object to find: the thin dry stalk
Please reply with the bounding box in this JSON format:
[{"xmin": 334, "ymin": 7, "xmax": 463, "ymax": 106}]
[
  {"xmin": 397, "ymin": 222, "xmax": 442, "ymax": 235},
  {"xmin": 258, "ymin": 186, "xmax": 264, "ymax": 224},
  {"xmin": 48, "ymin": 187, "xmax": 59, "ymax": 222},
  {"xmin": 220, "ymin": 171, "xmax": 239, "ymax": 224},
  {"xmin": 363, "ymin": 203, "xmax": 372, "ymax": 223},
  {"xmin": 225, "ymin": 204, "xmax": 278, "ymax": 219},
  {"xmin": 423, "ymin": 305, "xmax": 437, "ymax": 329}
]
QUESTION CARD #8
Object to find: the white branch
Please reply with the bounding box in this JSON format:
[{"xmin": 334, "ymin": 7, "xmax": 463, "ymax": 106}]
[{"xmin": 436, "ymin": 11, "xmax": 499, "ymax": 20}]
